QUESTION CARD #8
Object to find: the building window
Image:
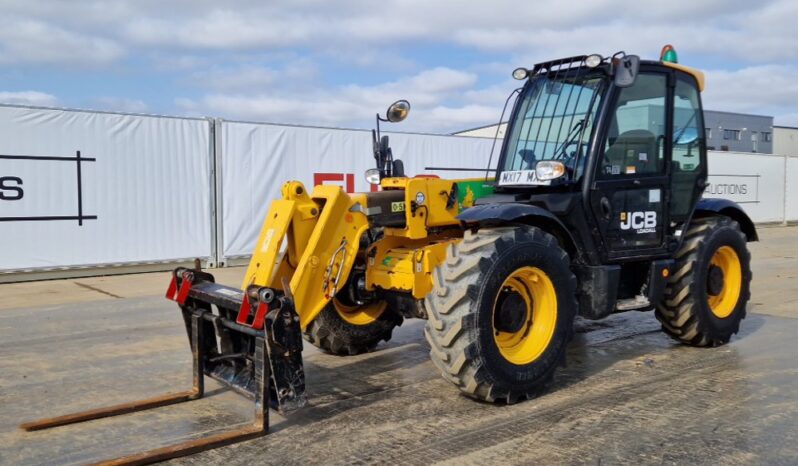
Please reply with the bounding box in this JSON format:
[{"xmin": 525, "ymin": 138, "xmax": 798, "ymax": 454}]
[
  {"xmin": 723, "ymin": 129, "xmax": 741, "ymax": 140},
  {"xmin": 761, "ymin": 131, "xmax": 772, "ymax": 142},
  {"xmin": 705, "ymin": 128, "xmax": 712, "ymax": 139}
]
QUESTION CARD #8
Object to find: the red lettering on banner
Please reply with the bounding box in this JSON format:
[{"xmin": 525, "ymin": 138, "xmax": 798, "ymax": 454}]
[
  {"xmin": 314, "ymin": 172, "xmax": 368, "ymax": 193},
  {"xmin": 314, "ymin": 173, "xmax": 343, "ymax": 188}
]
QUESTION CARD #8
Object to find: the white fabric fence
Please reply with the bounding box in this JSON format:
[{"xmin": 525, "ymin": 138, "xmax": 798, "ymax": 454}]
[
  {"xmin": 0, "ymin": 105, "xmax": 213, "ymax": 272},
  {"xmin": 2, "ymin": 103, "xmax": 797, "ymax": 273},
  {"xmin": 216, "ymin": 120, "xmax": 495, "ymax": 260}
]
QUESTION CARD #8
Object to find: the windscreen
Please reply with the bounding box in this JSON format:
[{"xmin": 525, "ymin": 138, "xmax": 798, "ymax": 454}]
[{"xmin": 502, "ymin": 71, "xmax": 606, "ymax": 179}]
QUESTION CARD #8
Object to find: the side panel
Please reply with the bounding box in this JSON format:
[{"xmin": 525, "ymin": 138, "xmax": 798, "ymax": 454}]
[
  {"xmin": 788, "ymin": 156, "xmax": 798, "ymax": 222},
  {"xmin": 704, "ymin": 151, "xmax": 784, "ymax": 223}
]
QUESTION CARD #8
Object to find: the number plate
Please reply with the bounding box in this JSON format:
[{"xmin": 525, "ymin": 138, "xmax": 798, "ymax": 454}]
[{"xmin": 497, "ymin": 170, "xmax": 552, "ymax": 186}]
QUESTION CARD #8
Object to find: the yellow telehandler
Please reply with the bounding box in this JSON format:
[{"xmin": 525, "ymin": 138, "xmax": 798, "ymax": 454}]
[{"xmin": 22, "ymin": 47, "xmax": 756, "ymax": 465}]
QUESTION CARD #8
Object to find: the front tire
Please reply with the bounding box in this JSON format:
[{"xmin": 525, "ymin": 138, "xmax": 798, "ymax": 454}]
[
  {"xmin": 304, "ymin": 299, "xmax": 402, "ymax": 355},
  {"xmin": 656, "ymin": 216, "xmax": 752, "ymax": 346},
  {"xmin": 424, "ymin": 227, "xmax": 577, "ymax": 403}
]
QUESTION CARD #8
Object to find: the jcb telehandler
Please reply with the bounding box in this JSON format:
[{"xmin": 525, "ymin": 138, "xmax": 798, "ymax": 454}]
[{"xmin": 22, "ymin": 46, "xmax": 755, "ymax": 464}]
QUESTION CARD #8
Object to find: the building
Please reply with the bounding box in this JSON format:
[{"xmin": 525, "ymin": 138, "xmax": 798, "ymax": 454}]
[
  {"xmin": 703, "ymin": 110, "xmax": 773, "ymax": 153},
  {"xmin": 455, "ymin": 110, "xmax": 775, "ymax": 154},
  {"xmin": 774, "ymin": 125, "xmax": 798, "ymax": 156}
]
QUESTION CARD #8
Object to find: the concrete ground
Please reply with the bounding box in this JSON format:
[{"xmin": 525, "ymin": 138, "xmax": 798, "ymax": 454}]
[{"xmin": 1, "ymin": 226, "xmax": 796, "ymax": 465}]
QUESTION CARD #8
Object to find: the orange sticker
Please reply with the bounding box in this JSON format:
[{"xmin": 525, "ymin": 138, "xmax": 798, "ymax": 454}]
[{"xmin": 626, "ymin": 166, "xmax": 636, "ymax": 174}]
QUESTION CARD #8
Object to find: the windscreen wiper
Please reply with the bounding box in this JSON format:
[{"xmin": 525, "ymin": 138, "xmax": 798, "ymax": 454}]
[{"xmin": 553, "ymin": 118, "xmax": 585, "ymax": 159}]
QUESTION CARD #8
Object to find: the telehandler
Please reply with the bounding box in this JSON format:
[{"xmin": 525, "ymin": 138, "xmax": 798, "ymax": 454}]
[{"xmin": 22, "ymin": 46, "xmax": 755, "ymax": 464}]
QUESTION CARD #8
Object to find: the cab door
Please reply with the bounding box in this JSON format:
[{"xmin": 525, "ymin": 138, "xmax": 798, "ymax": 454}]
[{"xmin": 589, "ymin": 71, "xmax": 672, "ymax": 260}]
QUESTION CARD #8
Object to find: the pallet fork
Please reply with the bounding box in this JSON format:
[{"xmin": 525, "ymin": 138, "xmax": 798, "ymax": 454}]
[{"xmin": 20, "ymin": 267, "xmax": 307, "ymax": 465}]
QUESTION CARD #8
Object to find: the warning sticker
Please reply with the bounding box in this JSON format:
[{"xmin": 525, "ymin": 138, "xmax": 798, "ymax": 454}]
[{"xmin": 649, "ymin": 189, "xmax": 661, "ymax": 203}]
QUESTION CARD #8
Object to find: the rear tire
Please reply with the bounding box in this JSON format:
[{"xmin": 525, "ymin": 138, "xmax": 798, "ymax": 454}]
[
  {"xmin": 304, "ymin": 300, "xmax": 402, "ymax": 355},
  {"xmin": 656, "ymin": 216, "xmax": 751, "ymax": 346},
  {"xmin": 424, "ymin": 227, "xmax": 577, "ymax": 403}
]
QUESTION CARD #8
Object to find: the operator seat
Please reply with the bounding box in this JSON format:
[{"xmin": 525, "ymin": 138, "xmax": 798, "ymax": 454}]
[
  {"xmin": 519, "ymin": 149, "xmax": 537, "ymax": 169},
  {"xmin": 603, "ymin": 129, "xmax": 659, "ymax": 175}
]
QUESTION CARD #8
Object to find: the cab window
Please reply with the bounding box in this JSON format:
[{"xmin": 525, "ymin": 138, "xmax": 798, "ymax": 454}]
[
  {"xmin": 670, "ymin": 75, "xmax": 705, "ymax": 218},
  {"xmin": 600, "ymin": 73, "xmax": 667, "ymax": 178}
]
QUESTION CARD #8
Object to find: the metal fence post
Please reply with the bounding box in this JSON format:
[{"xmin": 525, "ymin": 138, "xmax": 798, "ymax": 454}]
[
  {"xmin": 206, "ymin": 117, "xmax": 218, "ymax": 268},
  {"xmin": 214, "ymin": 118, "xmax": 226, "ymax": 267}
]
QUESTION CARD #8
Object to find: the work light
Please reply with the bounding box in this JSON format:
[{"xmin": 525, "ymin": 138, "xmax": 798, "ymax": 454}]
[
  {"xmin": 585, "ymin": 54, "xmax": 603, "ymax": 68},
  {"xmin": 512, "ymin": 68, "xmax": 528, "ymax": 80}
]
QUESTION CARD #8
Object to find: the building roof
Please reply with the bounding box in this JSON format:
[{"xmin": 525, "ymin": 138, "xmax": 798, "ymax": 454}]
[{"xmin": 704, "ymin": 109, "xmax": 773, "ymax": 120}]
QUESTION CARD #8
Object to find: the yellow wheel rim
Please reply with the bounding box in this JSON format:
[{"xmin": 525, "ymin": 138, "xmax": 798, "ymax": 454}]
[
  {"xmin": 707, "ymin": 245, "xmax": 742, "ymax": 319},
  {"xmin": 332, "ymin": 299, "xmax": 387, "ymax": 326},
  {"xmin": 492, "ymin": 266, "xmax": 558, "ymax": 365}
]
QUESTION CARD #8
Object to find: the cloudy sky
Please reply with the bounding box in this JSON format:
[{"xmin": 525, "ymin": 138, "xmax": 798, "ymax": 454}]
[{"xmin": 1, "ymin": 0, "xmax": 796, "ymax": 133}]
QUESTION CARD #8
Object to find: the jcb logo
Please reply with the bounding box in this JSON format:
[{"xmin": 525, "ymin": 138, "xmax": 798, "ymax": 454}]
[{"xmin": 620, "ymin": 211, "xmax": 656, "ymax": 232}]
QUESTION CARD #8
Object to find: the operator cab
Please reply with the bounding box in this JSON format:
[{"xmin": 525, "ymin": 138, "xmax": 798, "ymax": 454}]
[{"xmin": 490, "ymin": 48, "xmax": 708, "ymax": 262}]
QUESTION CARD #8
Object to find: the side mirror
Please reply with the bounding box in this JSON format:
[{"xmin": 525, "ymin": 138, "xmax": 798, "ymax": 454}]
[
  {"xmin": 613, "ymin": 55, "xmax": 640, "ymax": 88},
  {"xmin": 675, "ymin": 127, "xmax": 699, "ymax": 145},
  {"xmin": 385, "ymin": 100, "xmax": 411, "ymax": 122}
]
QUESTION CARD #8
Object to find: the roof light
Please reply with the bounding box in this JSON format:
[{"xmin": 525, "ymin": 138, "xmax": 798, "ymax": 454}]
[
  {"xmin": 585, "ymin": 54, "xmax": 603, "ymax": 68},
  {"xmin": 512, "ymin": 67, "xmax": 528, "ymax": 80},
  {"xmin": 660, "ymin": 44, "xmax": 678, "ymax": 63}
]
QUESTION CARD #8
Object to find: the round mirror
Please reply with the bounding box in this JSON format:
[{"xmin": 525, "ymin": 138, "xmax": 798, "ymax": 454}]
[
  {"xmin": 386, "ymin": 100, "xmax": 411, "ymax": 123},
  {"xmin": 675, "ymin": 127, "xmax": 699, "ymax": 145}
]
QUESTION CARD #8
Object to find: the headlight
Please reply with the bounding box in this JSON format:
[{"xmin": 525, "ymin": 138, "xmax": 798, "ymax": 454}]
[
  {"xmin": 535, "ymin": 161, "xmax": 566, "ymax": 181},
  {"xmin": 585, "ymin": 54, "xmax": 603, "ymax": 68},
  {"xmin": 365, "ymin": 168, "xmax": 381, "ymax": 185}
]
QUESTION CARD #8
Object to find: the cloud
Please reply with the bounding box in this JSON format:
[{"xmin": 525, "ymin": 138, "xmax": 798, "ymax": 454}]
[
  {"xmin": 5, "ymin": 0, "xmax": 795, "ymax": 63},
  {"xmin": 177, "ymin": 66, "xmax": 499, "ymax": 132},
  {"xmin": 703, "ymin": 65, "xmax": 798, "ymax": 122},
  {"xmin": 124, "ymin": 10, "xmax": 316, "ymax": 50},
  {"xmin": 2, "ymin": 0, "xmax": 798, "ymax": 130},
  {"xmin": 188, "ymin": 60, "xmax": 318, "ymax": 92},
  {"xmin": 0, "ymin": 17, "xmax": 123, "ymax": 65},
  {"xmin": 0, "ymin": 91, "xmax": 58, "ymax": 106}
]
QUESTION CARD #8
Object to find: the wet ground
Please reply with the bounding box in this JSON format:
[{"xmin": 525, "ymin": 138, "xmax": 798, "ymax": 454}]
[{"xmin": 1, "ymin": 226, "xmax": 797, "ymax": 465}]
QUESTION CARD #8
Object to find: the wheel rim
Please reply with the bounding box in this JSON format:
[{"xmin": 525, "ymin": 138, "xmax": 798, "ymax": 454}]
[
  {"xmin": 332, "ymin": 299, "xmax": 387, "ymax": 325},
  {"xmin": 492, "ymin": 266, "xmax": 558, "ymax": 365},
  {"xmin": 706, "ymin": 245, "xmax": 742, "ymax": 319}
]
